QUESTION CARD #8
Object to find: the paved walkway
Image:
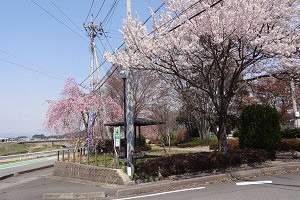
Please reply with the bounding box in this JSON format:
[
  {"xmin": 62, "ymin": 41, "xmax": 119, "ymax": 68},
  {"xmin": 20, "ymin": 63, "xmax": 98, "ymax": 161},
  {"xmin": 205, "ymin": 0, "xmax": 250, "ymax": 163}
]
[{"xmin": 0, "ymin": 156, "xmax": 56, "ymax": 170}]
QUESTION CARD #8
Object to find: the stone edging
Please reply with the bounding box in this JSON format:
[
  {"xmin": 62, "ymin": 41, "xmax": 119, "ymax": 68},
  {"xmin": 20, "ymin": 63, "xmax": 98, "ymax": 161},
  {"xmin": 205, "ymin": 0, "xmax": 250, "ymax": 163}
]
[
  {"xmin": 53, "ymin": 161, "xmax": 128, "ymax": 185},
  {"xmin": 43, "ymin": 192, "xmax": 105, "ymax": 200}
]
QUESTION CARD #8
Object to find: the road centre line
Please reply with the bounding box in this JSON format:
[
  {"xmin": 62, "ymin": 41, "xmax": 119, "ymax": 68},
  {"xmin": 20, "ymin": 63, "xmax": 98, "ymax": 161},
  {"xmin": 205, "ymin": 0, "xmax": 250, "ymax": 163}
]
[
  {"xmin": 113, "ymin": 186, "xmax": 205, "ymax": 200},
  {"xmin": 236, "ymin": 180, "xmax": 272, "ymax": 186}
]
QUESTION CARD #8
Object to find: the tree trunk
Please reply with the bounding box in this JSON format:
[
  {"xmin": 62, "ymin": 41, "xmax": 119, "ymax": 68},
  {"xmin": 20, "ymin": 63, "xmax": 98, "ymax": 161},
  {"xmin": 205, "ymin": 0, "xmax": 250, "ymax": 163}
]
[{"xmin": 217, "ymin": 113, "xmax": 228, "ymax": 154}]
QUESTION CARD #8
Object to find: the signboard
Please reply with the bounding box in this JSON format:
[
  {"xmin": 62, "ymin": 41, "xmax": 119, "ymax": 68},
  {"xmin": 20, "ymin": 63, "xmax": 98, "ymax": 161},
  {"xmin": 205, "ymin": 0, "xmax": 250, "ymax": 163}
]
[{"xmin": 114, "ymin": 127, "xmax": 121, "ymax": 148}]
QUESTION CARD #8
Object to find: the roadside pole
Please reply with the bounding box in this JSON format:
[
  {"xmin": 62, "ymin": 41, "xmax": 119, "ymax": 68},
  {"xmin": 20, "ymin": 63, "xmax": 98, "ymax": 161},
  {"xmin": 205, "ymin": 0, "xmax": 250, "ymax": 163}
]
[{"xmin": 125, "ymin": 0, "xmax": 135, "ymax": 177}]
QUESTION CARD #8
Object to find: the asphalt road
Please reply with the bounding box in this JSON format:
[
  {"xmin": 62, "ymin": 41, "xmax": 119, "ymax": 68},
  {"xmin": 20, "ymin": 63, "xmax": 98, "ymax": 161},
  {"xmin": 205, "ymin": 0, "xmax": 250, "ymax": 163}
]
[
  {"xmin": 0, "ymin": 165, "xmax": 299, "ymax": 200},
  {"xmin": 114, "ymin": 172, "xmax": 300, "ymax": 200},
  {"xmin": 0, "ymin": 168, "xmax": 122, "ymax": 200}
]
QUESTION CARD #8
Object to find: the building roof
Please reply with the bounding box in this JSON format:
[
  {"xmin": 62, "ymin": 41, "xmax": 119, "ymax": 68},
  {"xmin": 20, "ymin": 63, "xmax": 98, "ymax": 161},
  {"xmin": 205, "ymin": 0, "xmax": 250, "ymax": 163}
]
[{"xmin": 104, "ymin": 117, "xmax": 164, "ymax": 127}]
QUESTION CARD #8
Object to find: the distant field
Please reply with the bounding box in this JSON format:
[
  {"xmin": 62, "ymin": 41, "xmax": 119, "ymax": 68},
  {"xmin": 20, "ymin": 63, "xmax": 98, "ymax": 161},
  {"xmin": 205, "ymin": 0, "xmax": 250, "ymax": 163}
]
[{"xmin": 0, "ymin": 142, "xmax": 67, "ymax": 156}]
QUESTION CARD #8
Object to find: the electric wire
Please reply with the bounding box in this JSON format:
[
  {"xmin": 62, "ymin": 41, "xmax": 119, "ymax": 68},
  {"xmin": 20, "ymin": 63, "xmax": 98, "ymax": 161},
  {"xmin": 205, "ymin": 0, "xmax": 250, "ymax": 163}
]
[
  {"xmin": 30, "ymin": 0, "xmax": 88, "ymax": 43},
  {"xmin": 81, "ymin": 3, "xmax": 166, "ymax": 88},
  {"xmin": 0, "ymin": 57, "xmax": 65, "ymax": 81},
  {"xmin": 94, "ymin": 0, "xmax": 106, "ymax": 22},
  {"xmin": 0, "ymin": 48, "xmax": 66, "ymax": 80},
  {"xmin": 48, "ymin": 0, "xmax": 85, "ymax": 35},
  {"xmin": 95, "ymin": 1, "xmax": 213, "ymax": 90},
  {"xmin": 85, "ymin": 0, "xmax": 95, "ymax": 24}
]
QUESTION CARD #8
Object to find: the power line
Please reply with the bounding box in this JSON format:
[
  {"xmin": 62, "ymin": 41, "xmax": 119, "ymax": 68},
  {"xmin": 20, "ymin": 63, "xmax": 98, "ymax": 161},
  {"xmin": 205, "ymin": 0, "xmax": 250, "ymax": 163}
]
[
  {"xmin": 30, "ymin": 0, "xmax": 88, "ymax": 43},
  {"xmin": 0, "ymin": 49, "xmax": 66, "ymax": 80},
  {"xmin": 82, "ymin": 3, "xmax": 166, "ymax": 88},
  {"xmin": 96, "ymin": 0, "xmax": 225, "ymax": 90},
  {"xmin": 0, "ymin": 57, "xmax": 65, "ymax": 81},
  {"xmin": 102, "ymin": 0, "xmax": 119, "ymax": 26},
  {"xmin": 94, "ymin": 0, "xmax": 106, "ymax": 22},
  {"xmin": 85, "ymin": 0, "xmax": 95, "ymax": 24},
  {"xmin": 48, "ymin": 0, "xmax": 85, "ymax": 35}
]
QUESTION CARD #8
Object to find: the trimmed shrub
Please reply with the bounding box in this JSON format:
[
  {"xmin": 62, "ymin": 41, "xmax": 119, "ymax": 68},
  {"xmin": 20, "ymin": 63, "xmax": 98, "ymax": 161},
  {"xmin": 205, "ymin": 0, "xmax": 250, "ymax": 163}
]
[
  {"xmin": 281, "ymin": 128, "xmax": 300, "ymax": 139},
  {"xmin": 239, "ymin": 104, "xmax": 281, "ymax": 152},
  {"xmin": 177, "ymin": 137, "xmax": 217, "ymax": 148},
  {"xmin": 209, "ymin": 139, "xmax": 239, "ymax": 150},
  {"xmin": 279, "ymin": 138, "xmax": 300, "ymax": 151},
  {"xmin": 135, "ymin": 149, "xmax": 273, "ymax": 179}
]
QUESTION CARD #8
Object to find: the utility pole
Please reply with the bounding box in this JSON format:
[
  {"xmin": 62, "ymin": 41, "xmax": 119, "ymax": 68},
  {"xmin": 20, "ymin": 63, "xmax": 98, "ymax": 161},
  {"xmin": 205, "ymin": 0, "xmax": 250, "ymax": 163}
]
[
  {"xmin": 125, "ymin": 0, "xmax": 135, "ymax": 177},
  {"xmin": 84, "ymin": 16, "xmax": 103, "ymax": 91},
  {"xmin": 84, "ymin": 16, "xmax": 104, "ymax": 164},
  {"xmin": 291, "ymin": 79, "xmax": 300, "ymax": 128}
]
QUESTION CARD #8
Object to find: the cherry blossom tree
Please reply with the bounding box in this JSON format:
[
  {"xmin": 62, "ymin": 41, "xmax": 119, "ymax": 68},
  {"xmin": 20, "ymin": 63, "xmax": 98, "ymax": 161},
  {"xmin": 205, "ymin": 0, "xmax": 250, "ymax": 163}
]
[
  {"xmin": 45, "ymin": 78, "xmax": 122, "ymax": 144},
  {"xmin": 105, "ymin": 0, "xmax": 300, "ymax": 153}
]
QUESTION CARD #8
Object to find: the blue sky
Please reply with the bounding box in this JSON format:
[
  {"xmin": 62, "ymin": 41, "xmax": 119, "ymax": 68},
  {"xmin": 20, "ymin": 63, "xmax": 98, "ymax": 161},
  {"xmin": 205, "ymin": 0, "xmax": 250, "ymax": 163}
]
[{"xmin": 0, "ymin": 0, "xmax": 164, "ymax": 136}]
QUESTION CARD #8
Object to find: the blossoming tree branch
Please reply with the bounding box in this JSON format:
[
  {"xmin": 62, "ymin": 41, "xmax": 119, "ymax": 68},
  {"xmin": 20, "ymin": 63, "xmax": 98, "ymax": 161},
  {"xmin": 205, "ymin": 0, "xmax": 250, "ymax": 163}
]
[{"xmin": 105, "ymin": 0, "xmax": 300, "ymax": 153}]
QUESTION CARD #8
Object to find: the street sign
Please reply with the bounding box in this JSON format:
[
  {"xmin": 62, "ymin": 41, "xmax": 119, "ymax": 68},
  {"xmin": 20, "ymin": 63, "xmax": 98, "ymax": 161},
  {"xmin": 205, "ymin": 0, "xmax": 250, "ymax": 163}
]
[{"xmin": 114, "ymin": 127, "xmax": 121, "ymax": 148}]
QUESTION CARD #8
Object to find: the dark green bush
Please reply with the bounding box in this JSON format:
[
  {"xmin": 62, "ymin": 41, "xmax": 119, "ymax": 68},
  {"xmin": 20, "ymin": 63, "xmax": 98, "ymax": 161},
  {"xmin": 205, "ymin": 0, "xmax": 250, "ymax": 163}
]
[
  {"xmin": 135, "ymin": 149, "xmax": 273, "ymax": 179},
  {"xmin": 239, "ymin": 104, "xmax": 281, "ymax": 152},
  {"xmin": 281, "ymin": 128, "xmax": 300, "ymax": 138}
]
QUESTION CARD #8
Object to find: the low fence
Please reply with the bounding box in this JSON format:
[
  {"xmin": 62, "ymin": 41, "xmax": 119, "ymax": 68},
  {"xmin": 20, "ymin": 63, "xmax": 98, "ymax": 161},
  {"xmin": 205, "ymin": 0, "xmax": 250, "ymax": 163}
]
[{"xmin": 0, "ymin": 150, "xmax": 58, "ymax": 163}]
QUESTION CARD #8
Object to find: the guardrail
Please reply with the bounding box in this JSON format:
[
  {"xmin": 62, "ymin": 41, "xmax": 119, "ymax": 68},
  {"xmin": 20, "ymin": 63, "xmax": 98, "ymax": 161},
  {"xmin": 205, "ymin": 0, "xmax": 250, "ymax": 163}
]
[
  {"xmin": 0, "ymin": 148, "xmax": 72, "ymax": 162},
  {"xmin": 17, "ymin": 139, "xmax": 67, "ymax": 144}
]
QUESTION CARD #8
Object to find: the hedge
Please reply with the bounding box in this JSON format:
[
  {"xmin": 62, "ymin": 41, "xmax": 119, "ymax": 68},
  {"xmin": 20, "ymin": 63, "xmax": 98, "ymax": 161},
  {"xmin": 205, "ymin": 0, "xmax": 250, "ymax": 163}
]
[
  {"xmin": 135, "ymin": 149, "xmax": 274, "ymax": 179},
  {"xmin": 281, "ymin": 128, "xmax": 300, "ymax": 139},
  {"xmin": 279, "ymin": 139, "xmax": 300, "ymax": 151},
  {"xmin": 209, "ymin": 139, "xmax": 239, "ymax": 150}
]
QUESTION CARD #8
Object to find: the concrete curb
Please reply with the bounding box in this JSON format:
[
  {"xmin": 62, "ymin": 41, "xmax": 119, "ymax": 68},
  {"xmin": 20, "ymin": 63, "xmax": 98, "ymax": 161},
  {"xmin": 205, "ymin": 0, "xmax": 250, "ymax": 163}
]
[
  {"xmin": 0, "ymin": 164, "xmax": 54, "ymax": 181},
  {"xmin": 117, "ymin": 174, "xmax": 230, "ymax": 197},
  {"xmin": 116, "ymin": 163, "xmax": 300, "ymax": 198},
  {"xmin": 43, "ymin": 192, "xmax": 106, "ymax": 200}
]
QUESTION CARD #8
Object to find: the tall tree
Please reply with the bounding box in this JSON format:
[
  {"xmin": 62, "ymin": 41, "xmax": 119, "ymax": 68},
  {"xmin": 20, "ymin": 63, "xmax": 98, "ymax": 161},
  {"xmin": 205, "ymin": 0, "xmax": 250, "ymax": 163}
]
[
  {"xmin": 45, "ymin": 79, "xmax": 122, "ymax": 143},
  {"xmin": 105, "ymin": 0, "xmax": 300, "ymax": 153}
]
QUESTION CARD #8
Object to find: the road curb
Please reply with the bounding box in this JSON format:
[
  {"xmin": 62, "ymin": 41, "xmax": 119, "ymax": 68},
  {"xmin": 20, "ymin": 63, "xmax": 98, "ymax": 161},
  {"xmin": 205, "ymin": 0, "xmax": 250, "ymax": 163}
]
[
  {"xmin": 116, "ymin": 173, "xmax": 230, "ymax": 197},
  {"xmin": 116, "ymin": 163, "xmax": 300, "ymax": 198},
  {"xmin": 0, "ymin": 164, "xmax": 54, "ymax": 180},
  {"xmin": 43, "ymin": 192, "xmax": 106, "ymax": 200}
]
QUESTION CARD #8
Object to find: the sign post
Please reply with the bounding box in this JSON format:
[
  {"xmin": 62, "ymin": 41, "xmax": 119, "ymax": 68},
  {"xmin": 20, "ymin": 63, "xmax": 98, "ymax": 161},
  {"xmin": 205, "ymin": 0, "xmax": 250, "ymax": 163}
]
[{"xmin": 114, "ymin": 127, "xmax": 120, "ymax": 168}]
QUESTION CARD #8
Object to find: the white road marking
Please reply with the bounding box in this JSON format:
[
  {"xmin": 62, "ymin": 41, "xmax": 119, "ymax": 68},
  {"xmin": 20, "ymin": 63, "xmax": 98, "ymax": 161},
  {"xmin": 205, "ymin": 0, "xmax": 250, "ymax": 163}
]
[
  {"xmin": 113, "ymin": 186, "xmax": 205, "ymax": 200},
  {"xmin": 236, "ymin": 180, "xmax": 272, "ymax": 186}
]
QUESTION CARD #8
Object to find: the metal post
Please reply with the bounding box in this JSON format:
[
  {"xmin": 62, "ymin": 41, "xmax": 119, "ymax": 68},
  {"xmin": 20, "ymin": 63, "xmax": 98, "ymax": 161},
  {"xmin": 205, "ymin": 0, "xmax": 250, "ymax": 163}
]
[
  {"xmin": 95, "ymin": 148, "xmax": 98, "ymax": 166},
  {"xmin": 122, "ymin": 77, "xmax": 127, "ymax": 165},
  {"xmin": 126, "ymin": 69, "xmax": 135, "ymax": 177},
  {"xmin": 79, "ymin": 148, "xmax": 82, "ymax": 164},
  {"xmin": 127, "ymin": 0, "xmax": 132, "ymax": 18},
  {"xmin": 68, "ymin": 150, "xmax": 70, "ymax": 162},
  {"xmin": 62, "ymin": 150, "xmax": 64, "ymax": 161},
  {"xmin": 291, "ymin": 80, "xmax": 300, "ymax": 128},
  {"xmin": 57, "ymin": 151, "xmax": 60, "ymax": 161},
  {"xmin": 73, "ymin": 151, "xmax": 75, "ymax": 163}
]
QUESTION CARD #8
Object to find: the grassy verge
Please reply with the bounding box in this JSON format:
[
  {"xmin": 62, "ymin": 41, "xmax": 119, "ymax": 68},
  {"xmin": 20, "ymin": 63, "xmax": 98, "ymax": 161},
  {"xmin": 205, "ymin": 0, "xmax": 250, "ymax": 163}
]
[{"xmin": 0, "ymin": 142, "xmax": 65, "ymax": 156}]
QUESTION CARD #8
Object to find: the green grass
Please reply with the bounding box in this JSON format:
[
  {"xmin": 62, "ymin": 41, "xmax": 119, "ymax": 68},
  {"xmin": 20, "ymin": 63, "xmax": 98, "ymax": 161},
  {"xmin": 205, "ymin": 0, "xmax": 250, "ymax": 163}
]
[
  {"xmin": 0, "ymin": 143, "xmax": 31, "ymax": 156},
  {"xmin": 0, "ymin": 142, "xmax": 66, "ymax": 156},
  {"xmin": 88, "ymin": 153, "xmax": 124, "ymax": 168}
]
